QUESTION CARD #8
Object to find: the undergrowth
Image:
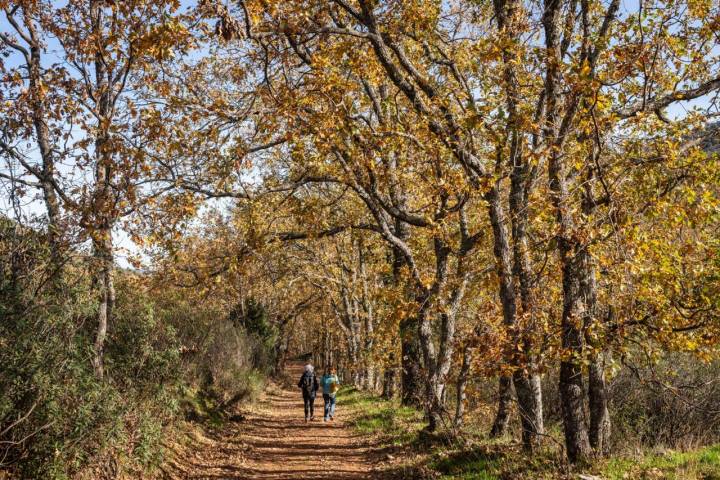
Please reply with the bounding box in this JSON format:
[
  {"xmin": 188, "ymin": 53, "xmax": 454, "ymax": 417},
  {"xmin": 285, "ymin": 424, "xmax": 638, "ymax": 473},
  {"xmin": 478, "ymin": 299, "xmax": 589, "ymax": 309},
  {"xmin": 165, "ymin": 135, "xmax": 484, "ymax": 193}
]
[
  {"xmin": 342, "ymin": 387, "xmax": 425, "ymax": 446},
  {"xmin": 344, "ymin": 386, "xmax": 720, "ymax": 480}
]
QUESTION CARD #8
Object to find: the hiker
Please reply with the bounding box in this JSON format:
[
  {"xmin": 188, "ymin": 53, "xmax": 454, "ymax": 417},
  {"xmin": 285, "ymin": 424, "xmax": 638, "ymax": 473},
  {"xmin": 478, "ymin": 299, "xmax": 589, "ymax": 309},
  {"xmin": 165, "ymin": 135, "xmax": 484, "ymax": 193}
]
[
  {"xmin": 321, "ymin": 366, "xmax": 340, "ymax": 422},
  {"xmin": 297, "ymin": 363, "xmax": 319, "ymax": 422}
]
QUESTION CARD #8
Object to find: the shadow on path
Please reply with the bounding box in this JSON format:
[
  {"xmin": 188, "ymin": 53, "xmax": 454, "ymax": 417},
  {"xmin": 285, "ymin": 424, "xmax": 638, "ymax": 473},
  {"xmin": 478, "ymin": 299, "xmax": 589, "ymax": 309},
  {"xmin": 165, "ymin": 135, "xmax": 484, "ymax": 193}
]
[{"xmin": 164, "ymin": 363, "xmax": 379, "ymax": 480}]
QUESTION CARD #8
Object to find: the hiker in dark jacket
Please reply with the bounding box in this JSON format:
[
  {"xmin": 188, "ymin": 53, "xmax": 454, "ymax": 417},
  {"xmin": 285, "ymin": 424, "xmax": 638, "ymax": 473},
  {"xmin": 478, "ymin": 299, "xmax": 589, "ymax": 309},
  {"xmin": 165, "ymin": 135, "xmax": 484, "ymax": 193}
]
[{"xmin": 297, "ymin": 363, "xmax": 319, "ymax": 422}]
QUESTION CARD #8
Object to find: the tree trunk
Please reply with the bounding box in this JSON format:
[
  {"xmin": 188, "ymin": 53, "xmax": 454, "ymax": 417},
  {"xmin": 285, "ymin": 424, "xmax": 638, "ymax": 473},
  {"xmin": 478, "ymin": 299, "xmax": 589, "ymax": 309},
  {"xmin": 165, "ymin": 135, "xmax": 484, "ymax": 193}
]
[
  {"xmin": 382, "ymin": 368, "xmax": 397, "ymax": 399},
  {"xmin": 273, "ymin": 317, "xmax": 291, "ymax": 376},
  {"xmin": 508, "ymin": 132, "xmax": 545, "ymax": 450},
  {"xmin": 393, "ymin": 218, "xmax": 424, "ymax": 406},
  {"xmin": 382, "ymin": 368, "xmax": 397, "ymax": 400},
  {"xmin": 588, "ymin": 353, "xmax": 610, "ymax": 453},
  {"xmin": 486, "ymin": 184, "xmax": 519, "ymax": 439},
  {"xmin": 486, "ymin": 183, "xmax": 543, "ymax": 446},
  {"xmin": 454, "ymin": 344, "xmax": 472, "ymax": 429},
  {"xmin": 491, "ymin": 0, "xmax": 546, "ymax": 450},
  {"xmin": 418, "ymin": 301, "xmax": 440, "ymax": 430},
  {"xmin": 581, "ymin": 156, "xmax": 611, "ymax": 455},
  {"xmin": 323, "ymin": 323, "xmax": 331, "ymax": 370},
  {"xmin": 559, "ymin": 361, "xmax": 590, "ymax": 463},
  {"xmin": 490, "ymin": 375, "xmax": 513, "ymax": 437},
  {"xmin": 90, "ymin": 0, "xmax": 116, "ymax": 381},
  {"xmin": 416, "ymin": 238, "xmax": 463, "ymax": 433},
  {"xmin": 426, "ymin": 383, "xmax": 443, "ymax": 432},
  {"xmin": 92, "ymin": 231, "xmax": 114, "ymax": 379},
  {"xmin": 513, "ymin": 369, "xmax": 544, "ymax": 451},
  {"xmin": 363, "ymin": 368, "xmax": 374, "ymax": 391},
  {"xmin": 400, "ymin": 320, "xmax": 424, "ymax": 406},
  {"xmin": 542, "ymin": 0, "xmax": 593, "ymax": 461},
  {"xmin": 25, "ymin": 20, "xmax": 63, "ymax": 277},
  {"xmin": 382, "ymin": 353, "xmax": 398, "ymax": 399},
  {"xmin": 584, "ymin": 249, "xmax": 610, "ymax": 453},
  {"xmin": 359, "ymin": 239, "xmax": 376, "ymax": 392},
  {"xmin": 558, "ymin": 253, "xmax": 592, "ymax": 463}
]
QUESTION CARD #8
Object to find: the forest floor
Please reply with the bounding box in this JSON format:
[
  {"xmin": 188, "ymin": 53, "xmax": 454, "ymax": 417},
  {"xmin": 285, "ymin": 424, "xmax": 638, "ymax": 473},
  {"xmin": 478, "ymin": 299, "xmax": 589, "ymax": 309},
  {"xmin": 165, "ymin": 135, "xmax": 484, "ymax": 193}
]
[{"xmin": 161, "ymin": 363, "xmax": 381, "ymax": 480}]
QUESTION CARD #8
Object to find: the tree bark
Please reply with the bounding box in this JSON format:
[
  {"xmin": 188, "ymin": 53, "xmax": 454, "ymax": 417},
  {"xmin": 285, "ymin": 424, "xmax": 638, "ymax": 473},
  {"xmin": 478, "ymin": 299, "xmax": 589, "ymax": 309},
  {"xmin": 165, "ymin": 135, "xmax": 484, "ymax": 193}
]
[
  {"xmin": 486, "ymin": 184, "xmax": 520, "ymax": 438},
  {"xmin": 588, "ymin": 352, "xmax": 610, "ymax": 453},
  {"xmin": 454, "ymin": 344, "xmax": 472, "ymax": 429},
  {"xmin": 417, "ymin": 295, "xmax": 438, "ymax": 429},
  {"xmin": 492, "ymin": 0, "xmax": 545, "ymax": 450},
  {"xmin": 393, "ymin": 218, "xmax": 424, "ymax": 406},
  {"xmin": 584, "ymin": 252, "xmax": 610, "ymax": 454},
  {"xmin": 400, "ymin": 320, "xmax": 424, "ymax": 406},
  {"xmin": 486, "ymin": 183, "xmax": 543, "ymax": 446},
  {"xmin": 358, "ymin": 238, "xmax": 376, "ymax": 391},
  {"xmin": 508, "ymin": 129, "xmax": 545, "ymax": 450},
  {"xmin": 92, "ymin": 232, "xmax": 114, "ymax": 379},
  {"xmin": 21, "ymin": 13, "xmax": 63, "ymax": 276},
  {"xmin": 513, "ymin": 369, "xmax": 544, "ymax": 450},
  {"xmin": 90, "ymin": 0, "xmax": 116, "ymax": 380},
  {"xmin": 557, "ymin": 253, "xmax": 592, "ymax": 463},
  {"xmin": 542, "ymin": 0, "xmax": 592, "ymax": 462},
  {"xmin": 490, "ymin": 375, "xmax": 513, "ymax": 437},
  {"xmin": 382, "ymin": 353, "xmax": 398, "ymax": 399},
  {"xmin": 416, "ymin": 237, "xmax": 466, "ymax": 433},
  {"xmin": 581, "ymin": 152, "xmax": 612, "ymax": 455},
  {"xmin": 273, "ymin": 317, "xmax": 291, "ymax": 376},
  {"xmin": 509, "ymin": 166, "xmax": 545, "ymax": 449}
]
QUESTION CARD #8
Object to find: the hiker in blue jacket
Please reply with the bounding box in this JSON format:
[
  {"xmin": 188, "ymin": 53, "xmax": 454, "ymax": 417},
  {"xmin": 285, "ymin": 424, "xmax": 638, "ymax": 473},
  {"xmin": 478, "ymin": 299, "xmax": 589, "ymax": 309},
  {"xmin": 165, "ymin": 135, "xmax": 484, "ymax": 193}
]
[
  {"xmin": 297, "ymin": 363, "xmax": 319, "ymax": 422},
  {"xmin": 321, "ymin": 366, "xmax": 340, "ymax": 421}
]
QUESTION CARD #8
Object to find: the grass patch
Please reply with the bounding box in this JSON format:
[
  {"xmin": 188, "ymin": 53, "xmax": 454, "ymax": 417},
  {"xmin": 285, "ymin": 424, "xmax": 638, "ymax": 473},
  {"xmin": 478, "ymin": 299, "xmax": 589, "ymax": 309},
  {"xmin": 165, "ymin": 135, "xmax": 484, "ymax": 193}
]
[
  {"xmin": 340, "ymin": 388, "xmax": 720, "ymax": 480},
  {"xmin": 602, "ymin": 444, "xmax": 720, "ymax": 480},
  {"xmin": 430, "ymin": 444, "xmax": 567, "ymax": 480},
  {"xmin": 341, "ymin": 387, "xmax": 425, "ymax": 446},
  {"xmin": 180, "ymin": 387, "xmax": 226, "ymax": 427},
  {"xmin": 179, "ymin": 369, "xmax": 266, "ymax": 428},
  {"xmin": 432, "ymin": 449, "xmax": 503, "ymax": 479},
  {"xmin": 432, "ymin": 443, "xmax": 720, "ymax": 480}
]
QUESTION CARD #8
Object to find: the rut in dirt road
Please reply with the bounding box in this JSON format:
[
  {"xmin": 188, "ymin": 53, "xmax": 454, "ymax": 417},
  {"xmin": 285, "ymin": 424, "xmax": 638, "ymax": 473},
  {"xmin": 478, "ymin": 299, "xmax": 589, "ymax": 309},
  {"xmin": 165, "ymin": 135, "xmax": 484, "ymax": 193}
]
[{"xmin": 167, "ymin": 363, "xmax": 379, "ymax": 480}]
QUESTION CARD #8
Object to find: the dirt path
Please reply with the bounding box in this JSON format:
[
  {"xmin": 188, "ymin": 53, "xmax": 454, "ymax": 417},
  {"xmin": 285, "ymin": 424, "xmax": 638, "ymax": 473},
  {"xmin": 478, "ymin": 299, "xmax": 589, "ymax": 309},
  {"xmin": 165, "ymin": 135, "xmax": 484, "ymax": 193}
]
[{"xmin": 165, "ymin": 363, "xmax": 377, "ymax": 479}]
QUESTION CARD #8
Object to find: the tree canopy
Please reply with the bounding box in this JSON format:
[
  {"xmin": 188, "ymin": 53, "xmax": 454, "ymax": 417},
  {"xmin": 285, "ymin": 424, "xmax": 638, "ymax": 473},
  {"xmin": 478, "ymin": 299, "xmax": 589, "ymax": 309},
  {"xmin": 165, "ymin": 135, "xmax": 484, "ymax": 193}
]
[{"xmin": 1, "ymin": 0, "xmax": 719, "ymax": 474}]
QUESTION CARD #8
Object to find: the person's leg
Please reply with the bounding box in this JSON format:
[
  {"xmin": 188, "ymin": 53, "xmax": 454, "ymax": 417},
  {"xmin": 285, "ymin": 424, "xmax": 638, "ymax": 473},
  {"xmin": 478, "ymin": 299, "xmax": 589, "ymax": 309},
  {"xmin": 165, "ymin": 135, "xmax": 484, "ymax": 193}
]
[
  {"xmin": 323, "ymin": 394, "xmax": 330, "ymax": 420},
  {"xmin": 309, "ymin": 395, "xmax": 315, "ymax": 419},
  {"xmin": 303, "ymin": 395, "xmax": 310, "ymax": 421},
  {"xmin": 330, "ymin": 395, "xmax": 336, "ymax": 419}
]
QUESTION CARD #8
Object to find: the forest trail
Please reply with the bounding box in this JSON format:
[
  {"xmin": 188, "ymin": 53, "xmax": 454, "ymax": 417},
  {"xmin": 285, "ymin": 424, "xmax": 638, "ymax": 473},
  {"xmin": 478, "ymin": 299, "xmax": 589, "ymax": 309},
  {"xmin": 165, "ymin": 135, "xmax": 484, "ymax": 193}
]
[{"xmin": 165, "ymin": 362, "xmax": 378, "ymax": 479}]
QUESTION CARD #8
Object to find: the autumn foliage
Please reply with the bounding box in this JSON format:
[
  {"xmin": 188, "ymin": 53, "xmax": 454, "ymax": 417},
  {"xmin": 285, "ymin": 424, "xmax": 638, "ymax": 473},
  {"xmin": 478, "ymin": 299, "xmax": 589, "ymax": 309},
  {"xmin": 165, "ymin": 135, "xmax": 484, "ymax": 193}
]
[{"xmin": 1, "ymin": 0, "xmax": 720, "ymax": 477}]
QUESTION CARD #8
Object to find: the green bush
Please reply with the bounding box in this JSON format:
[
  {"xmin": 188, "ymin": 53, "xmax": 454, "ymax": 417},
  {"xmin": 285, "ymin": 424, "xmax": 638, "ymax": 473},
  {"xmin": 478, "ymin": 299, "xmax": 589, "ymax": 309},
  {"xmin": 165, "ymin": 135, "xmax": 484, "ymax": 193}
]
[
  {"xmin": 0, "ymin": 269, "xmax": 180, "ymax": 477},
  {"xmin": 0, "ymin": 218, "xmax": 267, "ymax": 478}
]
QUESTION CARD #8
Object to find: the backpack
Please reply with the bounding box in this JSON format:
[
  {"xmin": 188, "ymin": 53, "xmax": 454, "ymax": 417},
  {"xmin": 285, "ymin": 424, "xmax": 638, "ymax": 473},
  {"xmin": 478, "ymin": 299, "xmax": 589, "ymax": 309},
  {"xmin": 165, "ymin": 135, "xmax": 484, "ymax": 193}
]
[{"xmin": 300, "ymin": 372, "xmax": 314, "ymax": 395}]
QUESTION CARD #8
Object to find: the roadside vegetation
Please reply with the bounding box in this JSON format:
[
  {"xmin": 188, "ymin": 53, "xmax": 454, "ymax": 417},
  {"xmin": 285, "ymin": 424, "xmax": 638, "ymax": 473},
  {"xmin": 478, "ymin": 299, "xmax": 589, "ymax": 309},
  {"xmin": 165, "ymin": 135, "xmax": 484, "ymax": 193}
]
[
  {"xmin": 343, "ymin": 372, "xmax": 720, "ymax": 479},
  {"xmin": 0, "ymin": 218, "xmax": 274, "ymax": 478}
]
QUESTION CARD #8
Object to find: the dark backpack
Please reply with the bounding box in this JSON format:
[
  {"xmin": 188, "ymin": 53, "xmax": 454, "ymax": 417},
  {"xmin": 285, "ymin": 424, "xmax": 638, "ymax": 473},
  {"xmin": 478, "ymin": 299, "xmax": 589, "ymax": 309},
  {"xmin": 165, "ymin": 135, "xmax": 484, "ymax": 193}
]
[{"xmin": 300, "ymin": 372, "xmax": 314, "ymax": 395}]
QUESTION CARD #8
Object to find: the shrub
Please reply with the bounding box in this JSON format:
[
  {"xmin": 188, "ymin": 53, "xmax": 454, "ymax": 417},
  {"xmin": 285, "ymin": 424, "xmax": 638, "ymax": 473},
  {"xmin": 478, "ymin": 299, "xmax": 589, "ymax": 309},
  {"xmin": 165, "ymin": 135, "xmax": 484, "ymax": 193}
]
[{"xmin": 0, "ymin": 218, "xmax": 267, "ymax": 478}]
